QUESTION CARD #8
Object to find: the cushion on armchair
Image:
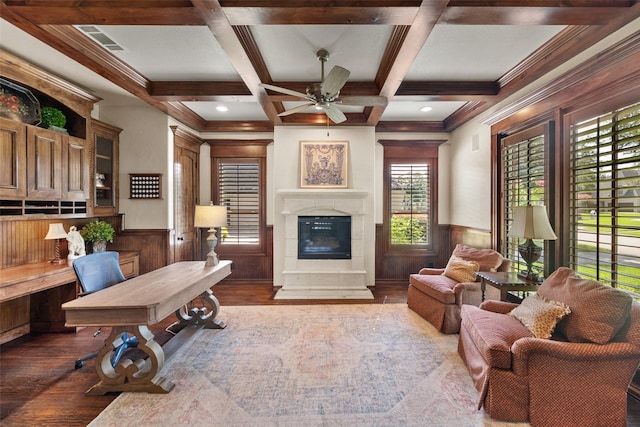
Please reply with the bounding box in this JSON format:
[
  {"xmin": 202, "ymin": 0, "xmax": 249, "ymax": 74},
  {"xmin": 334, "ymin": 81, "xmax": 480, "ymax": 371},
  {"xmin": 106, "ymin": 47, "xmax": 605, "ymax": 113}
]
[
  {"xmin": 509, "ymin": 294, "xmax": 571, "ymax": 339},
  {"xmin": 451, "ymin": 244, "xmax": 504, "ymax": 272},
  {"xmin": 537, "ymin": 267, "xmax": 633, "ymax": 344},
  {"xmin": 442, "ymin": 255, "xmax": 479, "ymax": 283}
]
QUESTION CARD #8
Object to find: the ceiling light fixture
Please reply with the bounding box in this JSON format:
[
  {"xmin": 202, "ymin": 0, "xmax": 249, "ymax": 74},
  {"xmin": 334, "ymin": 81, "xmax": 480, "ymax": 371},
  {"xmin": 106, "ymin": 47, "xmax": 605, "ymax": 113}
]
[
  {"xmin": 420, "ymin": 106, "xmax": 432, "ymax": 112},
  {"xmin": 216, "ymin": 105, "xmax": 228, "ymax": 112}
]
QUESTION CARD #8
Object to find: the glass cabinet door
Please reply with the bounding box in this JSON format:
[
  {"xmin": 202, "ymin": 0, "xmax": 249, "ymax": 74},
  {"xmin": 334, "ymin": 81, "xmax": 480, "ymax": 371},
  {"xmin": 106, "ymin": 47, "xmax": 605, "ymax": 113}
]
[{"xmin": 91, "ymin": 119, "xmax": 121, "ymax": 215}]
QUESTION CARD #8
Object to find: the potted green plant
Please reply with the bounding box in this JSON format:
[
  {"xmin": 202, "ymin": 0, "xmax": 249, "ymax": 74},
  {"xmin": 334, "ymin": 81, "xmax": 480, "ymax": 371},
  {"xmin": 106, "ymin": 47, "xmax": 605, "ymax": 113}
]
[
  {"xmin": 80, "ymin": 220, "xmax": 115, "ymax": 253},
  {"xmin": 40, "ymin": 106, "xmax": 67, "ymax": 133}
]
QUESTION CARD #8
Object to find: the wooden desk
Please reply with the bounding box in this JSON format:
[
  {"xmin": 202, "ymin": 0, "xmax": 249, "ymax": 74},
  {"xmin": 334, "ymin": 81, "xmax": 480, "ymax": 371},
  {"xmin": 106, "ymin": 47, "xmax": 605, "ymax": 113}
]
[
  {"xmin": 62, "ymin": 260, "xmax": 232, "ymax": 395},
  {"xmin": 477, "ymin": 271, "xmax": 540, "ymax": 302},
  {"xmin": 0, "ymin": 251, "xmax": 139, "ymax": 344}
]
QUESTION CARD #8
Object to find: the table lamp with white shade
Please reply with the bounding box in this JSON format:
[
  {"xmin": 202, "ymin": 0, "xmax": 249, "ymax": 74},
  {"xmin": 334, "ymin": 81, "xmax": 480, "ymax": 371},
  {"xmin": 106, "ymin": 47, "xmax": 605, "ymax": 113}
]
[
  {"xmin": 45, "ymin": 223, "xmax": 68, "ymax": 265},
  {"xmin": 508, "ymin": 205, "xmax": 557, "ymax": 282},
  {"xmin": 194, "ymin": 202, "xmax": 228, "ymax": 267}
]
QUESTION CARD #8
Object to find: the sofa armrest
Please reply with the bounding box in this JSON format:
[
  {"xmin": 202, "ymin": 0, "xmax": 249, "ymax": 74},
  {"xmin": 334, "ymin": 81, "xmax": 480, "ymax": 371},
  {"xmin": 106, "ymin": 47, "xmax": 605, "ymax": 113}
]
[
  {"xmin": 418, "ymin": 267, "xmax": 445, "ymax": 275},
  {"xmin": 479, "ymin": 299, "xmax": 519, "ymax": 314},
  {"xmin": 512, "ymin": 337, "xmax": 640, "ymax": 361},
  {"xmin": 454, "ymin": 282, "xmax": 482, "ymax": 306},
  {"xmin": 511, "ymin": 337, "xmax": 640, "ymax": 376}
]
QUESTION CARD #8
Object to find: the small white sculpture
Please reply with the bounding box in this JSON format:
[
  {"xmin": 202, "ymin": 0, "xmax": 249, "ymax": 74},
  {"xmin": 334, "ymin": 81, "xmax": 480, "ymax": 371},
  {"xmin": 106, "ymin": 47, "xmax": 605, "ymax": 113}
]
[{"xmin": 66, "ymin": 225, "xmax": 86, "ymax": 265}]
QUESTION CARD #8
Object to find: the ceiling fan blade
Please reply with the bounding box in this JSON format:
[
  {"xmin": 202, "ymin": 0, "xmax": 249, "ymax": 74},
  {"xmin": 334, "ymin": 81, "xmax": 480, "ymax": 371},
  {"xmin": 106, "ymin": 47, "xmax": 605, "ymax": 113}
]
[
  {"xmin": 278, "ymin": 103, "xmax": 315, "ymax": 117},
  {"xmin": 322, "ymin": 104, "xmax": 347, "ymax": 124},
  {"xmin": 338, "ymin": 96, "xmax": 388, "ymax": 106},
  {"xmin": 260, "ymin": 83, "xmax": 308, "ymax": 99},
  {"xmin": 322, "ymin": 66, "xmax": 350, "ymax": 98}
]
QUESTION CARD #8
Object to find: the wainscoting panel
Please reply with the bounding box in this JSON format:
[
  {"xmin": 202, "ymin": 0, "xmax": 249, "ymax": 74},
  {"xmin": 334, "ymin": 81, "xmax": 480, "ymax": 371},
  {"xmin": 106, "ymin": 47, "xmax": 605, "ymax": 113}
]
[
  {"xmin": 208, "ymin": 226, "xmax": 273, "ymax": 284},
  {"xmin": 450, "ymin": 225, "xmax": 493, "ymax": 249},
  {"xmin": 0, "ymin": 217, "xmax": 121, "ymax": 268},
  {"xmin": 110, "ymin": 229, "xmax": 172, "ymax": 275}
]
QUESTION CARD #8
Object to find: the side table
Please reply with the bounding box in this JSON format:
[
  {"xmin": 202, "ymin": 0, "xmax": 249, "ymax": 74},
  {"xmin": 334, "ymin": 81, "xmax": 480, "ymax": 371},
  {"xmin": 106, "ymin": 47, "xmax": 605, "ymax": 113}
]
[{"xmin": 476, "ymin": 271, "xmax": 541, "ymax": 302}]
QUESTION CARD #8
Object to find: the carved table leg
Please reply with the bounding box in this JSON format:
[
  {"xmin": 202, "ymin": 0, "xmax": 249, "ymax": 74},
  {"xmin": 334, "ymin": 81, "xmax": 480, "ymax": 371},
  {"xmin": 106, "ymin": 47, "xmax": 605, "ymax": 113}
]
[
  {"xmin": 168, "ymin": 289, "xmax": 227, "ymax": 334},
  {"xmin": 86, "ymin": 325, "xmax": 174, "ymax": 395}
]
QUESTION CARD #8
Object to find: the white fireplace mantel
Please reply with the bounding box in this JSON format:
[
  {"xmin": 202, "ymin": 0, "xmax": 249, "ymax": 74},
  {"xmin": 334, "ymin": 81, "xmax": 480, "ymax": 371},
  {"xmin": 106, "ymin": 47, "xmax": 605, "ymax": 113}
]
[
  {"xmin": 274, "ymin": 188, "xmax": 374, "ymax": 300},
  {"xmin": 276, "ymin": 188, "xmax": 368, "ymax": 199}
]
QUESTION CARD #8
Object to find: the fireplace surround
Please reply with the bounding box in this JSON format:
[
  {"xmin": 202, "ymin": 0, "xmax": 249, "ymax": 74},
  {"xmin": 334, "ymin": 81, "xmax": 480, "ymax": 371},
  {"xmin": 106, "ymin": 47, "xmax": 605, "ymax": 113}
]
[{"xmin": 275, "ymin": 189, "xmax": 373, "ymax": 299}]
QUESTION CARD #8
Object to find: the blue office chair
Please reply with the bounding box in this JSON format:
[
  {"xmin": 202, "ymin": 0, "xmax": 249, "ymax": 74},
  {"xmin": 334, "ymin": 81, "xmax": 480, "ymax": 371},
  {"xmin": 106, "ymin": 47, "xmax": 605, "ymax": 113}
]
[{"xmin": 72, "ymin": 251, "xmax": 138, "ymax": 369}]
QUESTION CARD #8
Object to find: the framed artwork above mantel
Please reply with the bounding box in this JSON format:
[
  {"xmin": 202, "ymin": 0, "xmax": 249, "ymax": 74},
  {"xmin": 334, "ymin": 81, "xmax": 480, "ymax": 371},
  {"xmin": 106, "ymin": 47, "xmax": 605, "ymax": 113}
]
[{"xmin": 299, "ymin": 141, "xmax": 349, "ymax": 189}]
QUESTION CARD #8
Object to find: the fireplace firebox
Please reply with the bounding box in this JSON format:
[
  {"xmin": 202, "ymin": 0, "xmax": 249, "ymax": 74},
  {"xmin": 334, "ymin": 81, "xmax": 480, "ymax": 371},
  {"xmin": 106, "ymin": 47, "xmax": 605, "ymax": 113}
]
[{"xmin": 298, "ymin": 216, "xmax": 351, "ymax": 259}]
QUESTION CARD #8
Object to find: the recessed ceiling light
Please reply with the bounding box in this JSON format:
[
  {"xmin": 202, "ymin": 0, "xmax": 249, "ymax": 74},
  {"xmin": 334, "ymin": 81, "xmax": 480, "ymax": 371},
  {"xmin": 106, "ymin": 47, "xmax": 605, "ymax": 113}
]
[
  {"xmin": 420, "ymin": 106, "xmax": 432, "ymax": 112},
  {"xmin": 216, "ymin": 105, "xmax": 228, "ymax": 112}
]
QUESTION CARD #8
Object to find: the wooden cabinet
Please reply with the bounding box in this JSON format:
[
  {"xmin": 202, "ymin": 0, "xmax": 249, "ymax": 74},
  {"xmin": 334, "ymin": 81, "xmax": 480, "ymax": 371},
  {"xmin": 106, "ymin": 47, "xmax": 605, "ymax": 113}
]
[
  {"xmin": 27, "ymin": 125, "xmax": 62, "ymax": 199},
  {"xmin": 91, "ymin": 119, "xmax": 121, "ymax": 216},
  {"xmin": 0, "ymin": 117, "xmax": 90, "ymax": 211},
  {"xmin": 0, "ymin": 118, "xmax": 26, "ymax": 198},
  {"xmin": 0, "ymin": 251, "xmax": 140, "ymax": 343},
  {"xmin": 63, "ymin": 135, "xmax": 90, "ymax": 200}
]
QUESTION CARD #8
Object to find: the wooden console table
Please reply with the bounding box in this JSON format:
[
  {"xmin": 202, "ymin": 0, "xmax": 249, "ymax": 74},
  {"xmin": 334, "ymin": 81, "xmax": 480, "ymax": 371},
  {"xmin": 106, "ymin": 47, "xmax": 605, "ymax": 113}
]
[
  {"xmin": 0, "ymin": 251, "xmax": 139, "ymax": 344},
  {"xmin": 477, "ymin": 271, "xmax": 540, "ymax": 302},
  {"xmin": 62, "ymin": 260, "xmax": 232, "ymax": 395}
]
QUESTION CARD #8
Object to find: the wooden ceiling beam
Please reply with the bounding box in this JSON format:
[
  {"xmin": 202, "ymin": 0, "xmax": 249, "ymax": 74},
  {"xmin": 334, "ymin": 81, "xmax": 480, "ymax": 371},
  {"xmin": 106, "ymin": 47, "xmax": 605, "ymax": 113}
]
[
  {"xmin": 1, "ymin": 2, "xmax": 203, "ymax": 25},
  {"xmin": 149, "ymin": 81, "xmax": 253, "ymax": 101},
  {"xmin": 396, "ymin": 81, "xmax": 499, "ymax": 96},
  {"xmin": 439, "ymin": 6, "xmax": 637, "ymax": 25},
  {"xmin": 222, "ymin": 7, "xmax": 419, "ymax": 25},
  {"xmin": 367, "ymin": 0, "xmax": 451, "ymax": 126},
  {"xmin": 192, "ymin": 0, "xmax": 282, "ymax": 125}
]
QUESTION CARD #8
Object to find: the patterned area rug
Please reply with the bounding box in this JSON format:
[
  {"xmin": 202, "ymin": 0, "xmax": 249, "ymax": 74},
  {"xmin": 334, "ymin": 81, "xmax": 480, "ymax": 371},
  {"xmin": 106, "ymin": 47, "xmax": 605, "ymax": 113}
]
[{"xmin": 90, "ymin": 304, "xmax": 528, "ymax": 426}]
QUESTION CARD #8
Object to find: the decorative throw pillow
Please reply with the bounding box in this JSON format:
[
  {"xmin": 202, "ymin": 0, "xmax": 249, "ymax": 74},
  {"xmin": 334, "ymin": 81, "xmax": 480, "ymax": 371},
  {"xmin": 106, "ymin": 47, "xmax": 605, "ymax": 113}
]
[
  {"xmin": 442, "ymin": 255, "xmax": 479, "ymax": 283},
  {"xmin": 509, "ymin": 294, "xmax": 571, "ymax": 339},
  {"xmin": 537, "ymin": 267, "xmax": 633, "ymax": 344},
  {"xmin": 451, "ymin": 243, "xmax": 504, "ymax": 272}
]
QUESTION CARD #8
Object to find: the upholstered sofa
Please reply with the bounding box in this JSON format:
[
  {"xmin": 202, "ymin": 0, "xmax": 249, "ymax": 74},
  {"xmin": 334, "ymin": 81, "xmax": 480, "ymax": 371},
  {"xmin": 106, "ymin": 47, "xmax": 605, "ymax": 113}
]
[
  {"xmin": 457, "ymin": 267, "xmax": 640, "ymax": 426},
  {"xmin": 407, "ymin": 244, "xmax": 511, "ymax": 334}
]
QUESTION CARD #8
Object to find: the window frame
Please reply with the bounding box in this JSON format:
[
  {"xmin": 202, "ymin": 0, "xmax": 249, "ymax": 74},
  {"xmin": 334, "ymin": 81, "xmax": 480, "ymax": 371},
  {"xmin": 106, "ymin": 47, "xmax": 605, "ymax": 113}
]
[
  {"xmin": 210, "ymin": 141, "xmax": 268, "ymax": 255},
  {"xmin": 380, "ymin": 141, "xmax": 441, "ymax": 256},
  {"xmin": 564, "ymin": 99, "xmax": 640, "ymax": 296},
  {"xmin": 498, "ymin": 123, "xmax": 555, "ymax": 278}
]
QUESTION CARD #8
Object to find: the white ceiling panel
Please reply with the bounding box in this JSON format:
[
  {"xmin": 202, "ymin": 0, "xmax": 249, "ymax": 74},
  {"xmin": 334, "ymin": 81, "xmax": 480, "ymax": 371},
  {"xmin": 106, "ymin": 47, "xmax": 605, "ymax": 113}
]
[
  {"xmin": 94, "ymin": 26, "xmax": 241, "ymax": 81},
  {"xmin": 381, "ymin": 101, "xmax": 467, "ymax": 121},
  {"xmin": 251, "ymin": 25, "xmax": 393, "ymax": 82},
  {"xmin": 406, "ymin": 25, "xmax": 566, "ymax": 81},
  {"xmin": 183, "ymin": 101, "xmax": 269, "ymax": 121}
]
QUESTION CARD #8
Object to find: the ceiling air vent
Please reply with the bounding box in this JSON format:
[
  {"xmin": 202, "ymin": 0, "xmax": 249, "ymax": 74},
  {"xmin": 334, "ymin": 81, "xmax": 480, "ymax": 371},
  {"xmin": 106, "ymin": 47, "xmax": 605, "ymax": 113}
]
[{"xmin": 75, "ymin": 26, "xmax": 124, "ymax": 51}]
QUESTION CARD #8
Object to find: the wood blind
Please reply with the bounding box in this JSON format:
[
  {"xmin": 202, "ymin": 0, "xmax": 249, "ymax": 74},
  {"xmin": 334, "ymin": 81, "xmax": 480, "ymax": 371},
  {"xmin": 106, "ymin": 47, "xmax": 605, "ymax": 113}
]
[
  {"xmin": 217, "ymin": 160, "xmax": 260, "ymax": 244},
  {"xmin": 389, "ymin": 163, "xmax": 430, "ymax": 246},
  {"xmin": 569, "ymin": 101, "xmax": 640, "ymax": 296},
  {"xmin": 501, "ymin": 127, "xmax": 547, "ymax": 276}
]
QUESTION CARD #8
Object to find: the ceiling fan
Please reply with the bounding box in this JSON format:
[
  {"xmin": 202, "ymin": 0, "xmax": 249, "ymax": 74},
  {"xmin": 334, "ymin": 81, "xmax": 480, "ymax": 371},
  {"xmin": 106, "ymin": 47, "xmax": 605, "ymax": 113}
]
[{"xmin": 260, "ymin": 49, "xmax": 387, "ymax": 124}]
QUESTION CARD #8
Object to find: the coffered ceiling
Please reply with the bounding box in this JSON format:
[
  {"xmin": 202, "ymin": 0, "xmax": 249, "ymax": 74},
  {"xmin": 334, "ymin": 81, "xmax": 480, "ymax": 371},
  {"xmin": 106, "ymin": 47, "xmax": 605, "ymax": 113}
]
[{"xmin": 2, "ymin": 1, "xmax": 640, "ymax": 133}]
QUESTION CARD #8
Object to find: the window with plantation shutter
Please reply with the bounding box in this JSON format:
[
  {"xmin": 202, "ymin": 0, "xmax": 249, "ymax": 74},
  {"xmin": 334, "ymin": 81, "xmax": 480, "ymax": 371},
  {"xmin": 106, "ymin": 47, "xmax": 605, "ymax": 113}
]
[
  {"xmin": 216, "ymin": 159, "xmax": 260, "ymax": 245},
  {"xmin": 569, "ymin": 101, "xmax": 640, "ymax": 297},
  {"xmin": 389, "ymin": 162, "xmax": 431, "ymax": 247},
  {"xmin": 501, "ymin": 125, "xmax": 550, "ymax": 278}
]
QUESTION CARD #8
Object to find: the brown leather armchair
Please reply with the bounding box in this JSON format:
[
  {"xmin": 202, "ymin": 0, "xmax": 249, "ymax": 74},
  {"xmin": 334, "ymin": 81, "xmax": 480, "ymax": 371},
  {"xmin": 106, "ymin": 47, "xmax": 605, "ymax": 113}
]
[{"xmin": 407, "ymin": 244, "xmax": 511, "ymax": 334}]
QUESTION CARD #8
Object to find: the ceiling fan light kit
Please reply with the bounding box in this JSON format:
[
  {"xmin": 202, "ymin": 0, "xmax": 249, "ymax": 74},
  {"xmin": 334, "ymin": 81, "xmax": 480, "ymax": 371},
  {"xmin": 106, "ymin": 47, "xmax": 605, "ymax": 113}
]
[{"xmin": 260, "ymin": 49, "xmax": 387, "ymax": 124}]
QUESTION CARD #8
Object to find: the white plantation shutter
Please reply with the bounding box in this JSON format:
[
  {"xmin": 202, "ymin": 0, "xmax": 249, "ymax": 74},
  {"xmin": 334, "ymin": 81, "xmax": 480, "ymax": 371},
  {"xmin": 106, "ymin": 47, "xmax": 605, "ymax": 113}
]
[
  {"xmin": 217, "ymin": 161, "xmax": 260, "ymax": 244},
  {"xmin": 569, "ymin": 101, "xmax": 640, "ymax": 296}
]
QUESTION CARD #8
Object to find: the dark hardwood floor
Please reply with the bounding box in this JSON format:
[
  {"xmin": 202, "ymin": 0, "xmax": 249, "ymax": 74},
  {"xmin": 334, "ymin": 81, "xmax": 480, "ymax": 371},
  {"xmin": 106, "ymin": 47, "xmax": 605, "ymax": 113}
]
[{"xmin": 2, "ymin": 282, "xmax": 639, "ymax": 426}]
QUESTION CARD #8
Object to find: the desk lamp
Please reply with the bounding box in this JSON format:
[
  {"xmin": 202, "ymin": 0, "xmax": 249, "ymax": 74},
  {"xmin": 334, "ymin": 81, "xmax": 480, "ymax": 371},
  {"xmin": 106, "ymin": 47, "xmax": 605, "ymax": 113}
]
[
  {"xmin": 194, "ymin": 202, "xmax": 228, "ymax": 267},
  {"xmin": 508, "ymin": 205, "xmax": 557, "ymax": 282},
  {"xmin": 45, "ymin": 223, "xmax": 68, "ymax": 265}
]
